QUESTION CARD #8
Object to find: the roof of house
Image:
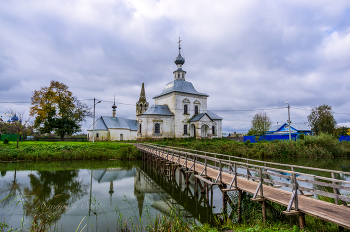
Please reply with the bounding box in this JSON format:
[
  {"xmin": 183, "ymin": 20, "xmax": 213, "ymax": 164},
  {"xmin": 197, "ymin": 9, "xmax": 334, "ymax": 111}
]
[
  {"xmin": 268, "ymin": 123, "xmax": 311, "ymax": 134},
  {"xmin": 88, "ymin": 116, "xmax": 138, "ymax": 131},
  {"xmin": 140, "ymin": 105, "xmax": 174, "ymax": 116},
  {"xmin": 153, "ymin": 79, "xmax": 209, "ymax": 99}
]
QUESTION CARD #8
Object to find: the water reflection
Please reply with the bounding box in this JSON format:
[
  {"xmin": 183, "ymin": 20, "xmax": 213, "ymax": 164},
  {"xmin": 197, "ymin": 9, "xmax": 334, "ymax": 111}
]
[
  {"xmin": 2, "ymin": 157, "xmax": 348, "ymax": 231},
  {"xmin": 0, "ymin": 161, "xmax": 218, "ymax": 231},
  {"xmin": 23, "ymin": 170, "xmax": 88, "ymax": 230}
]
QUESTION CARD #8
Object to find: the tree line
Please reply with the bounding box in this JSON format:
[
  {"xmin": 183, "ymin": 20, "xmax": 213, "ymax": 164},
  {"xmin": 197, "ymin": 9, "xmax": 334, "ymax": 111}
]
[{"xmin": 247, "ymin": 104, "xmax": 348, "ymax": 137}]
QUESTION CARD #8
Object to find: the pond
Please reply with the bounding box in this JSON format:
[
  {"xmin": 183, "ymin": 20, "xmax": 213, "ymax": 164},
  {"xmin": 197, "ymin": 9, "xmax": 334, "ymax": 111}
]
[
  {"xmin": 1, "ymin": 157, "xmax": 350, "ymax": 231},
  {"xmin": 0, "ymin": 160, "xmax": 221, "ymax": 231}
]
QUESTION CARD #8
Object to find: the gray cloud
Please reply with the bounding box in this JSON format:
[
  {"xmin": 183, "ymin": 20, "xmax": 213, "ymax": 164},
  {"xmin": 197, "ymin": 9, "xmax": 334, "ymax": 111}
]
[{"xmin": 1, "ymin": 0, "xmax": 350, "ymax": 133}]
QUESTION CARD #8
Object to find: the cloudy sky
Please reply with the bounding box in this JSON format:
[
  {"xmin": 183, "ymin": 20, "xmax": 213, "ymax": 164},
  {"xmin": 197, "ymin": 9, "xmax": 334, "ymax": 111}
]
[{"xmin": 1, "ymin": 0, "xmax": 350, "ymax": 133}]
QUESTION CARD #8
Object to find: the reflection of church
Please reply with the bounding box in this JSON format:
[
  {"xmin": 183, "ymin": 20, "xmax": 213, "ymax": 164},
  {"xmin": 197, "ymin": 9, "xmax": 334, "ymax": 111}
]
[
  {"xmin": 90, "ymin": 168, "xmax": 188, "ymax": 217},
  {"xmin": 87, "ymin": 40, "xmax": 222, "ymax": 140}
]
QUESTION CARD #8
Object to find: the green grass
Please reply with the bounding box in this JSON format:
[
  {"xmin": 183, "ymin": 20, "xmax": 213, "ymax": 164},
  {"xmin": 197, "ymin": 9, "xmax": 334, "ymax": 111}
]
[
  {"xmin": 0, "ymin": 141, "xmax": 140, "ymax": 161},
  {"xmin": 144, "ymin": 134, "xmax": 350, "ymax": 159}
]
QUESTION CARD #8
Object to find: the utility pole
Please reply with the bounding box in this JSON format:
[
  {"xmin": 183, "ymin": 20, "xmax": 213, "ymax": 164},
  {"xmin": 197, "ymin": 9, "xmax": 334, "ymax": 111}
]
[
  {"xmin": 286, "ymin": 102, "xmax": 291, "ymax": 141},
  {"xmin": 92, "ymin": 98, "xmax": 101, "ymax": 143}
]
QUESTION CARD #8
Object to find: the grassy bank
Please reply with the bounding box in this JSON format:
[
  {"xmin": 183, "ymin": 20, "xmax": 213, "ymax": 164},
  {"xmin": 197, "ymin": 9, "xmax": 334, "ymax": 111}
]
[
  {"xmin": 148, "ymin": 133, "xmax": 350, "ymax": 158},
  {"xmin": 0, "ymin": 141, "xmax": 140, "ymax": 161},
  {"xmin": 114, "ymin": 193, "xmax": 345, "ymax": 232}
]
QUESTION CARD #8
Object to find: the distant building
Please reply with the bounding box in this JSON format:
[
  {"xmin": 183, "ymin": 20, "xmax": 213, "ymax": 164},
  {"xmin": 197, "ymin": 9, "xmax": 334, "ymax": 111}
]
[
  {"xmin": 87, "ymin": 97, "xmax": 138, "ymax": 141},
  {"xmin": 7, "ymin": 114, "xmax": 21, "ymax": 123},
  {"xmin": 267, "ymin": 123, "xmax": 312, "ymax": 136}
]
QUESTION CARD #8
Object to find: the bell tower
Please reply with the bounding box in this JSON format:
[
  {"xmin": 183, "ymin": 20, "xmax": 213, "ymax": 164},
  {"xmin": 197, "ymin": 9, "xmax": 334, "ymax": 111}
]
[
  {"xmin": 136, "ymin": 83, "xmax": 149, "ymax": 115},
  {"xmin": 112, "ymin": 96, "xmax": 117, "ymax": 117},
  {"xmin": 173, "ymin": 37, "xmax": 186, "ymax": 81}
]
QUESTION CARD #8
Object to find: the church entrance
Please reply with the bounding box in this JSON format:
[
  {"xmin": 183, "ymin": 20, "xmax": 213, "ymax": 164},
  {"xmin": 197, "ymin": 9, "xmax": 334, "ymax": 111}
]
[
  {"xmin": 201, "ymin": 125, "xmax": 209, "ymax": 138},
  {"xmin": 190, "ymin": 124, "xmax": 196, "ymax": 138}
]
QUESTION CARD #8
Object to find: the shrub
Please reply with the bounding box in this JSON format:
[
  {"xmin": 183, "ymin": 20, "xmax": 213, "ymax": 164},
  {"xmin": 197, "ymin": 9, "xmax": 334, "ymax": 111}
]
[{"xmin": 3, "ymin": 138, "xmax": 9, "ymax": 144}]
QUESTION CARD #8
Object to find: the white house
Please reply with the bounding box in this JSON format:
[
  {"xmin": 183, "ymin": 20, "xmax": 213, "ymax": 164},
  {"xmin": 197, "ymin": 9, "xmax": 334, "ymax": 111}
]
[{"xmin": 87, "ymin": 98, "xmax": 138, "ymax": 141}]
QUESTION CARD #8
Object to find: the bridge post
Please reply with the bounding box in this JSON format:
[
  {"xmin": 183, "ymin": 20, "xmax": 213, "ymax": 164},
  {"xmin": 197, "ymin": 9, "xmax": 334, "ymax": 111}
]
[
  {"xmin": 247, "ymin": 160, "xmax": 249, "ymax": 180},
  {"xmin": 195, "ymin": 175, "xmax": 198, "ymax": 196},
  {"xmin": 299, "ymin": 213, "xmax": 305, "ymax": 230},
  {"xmin": 234, "ymin": 163, "xmax": 237, "ymax": 188},
  {"xmin": 260, "ymin": 167, "xmax": 266, "ymax": 224},
  {"xmin": 331, "ymin": 172, "xmax": 339, "ymax": 205},
  {"xmin": 220, "ymin": 160, "xmax": 222, "ymax": 183},
  {"xmin": 186, "ymin": 154, "xmax": 189, "ymax": 189},
  {"xmin": 237, "ymin": 190, "xmax": 242, "ymax": 223}
]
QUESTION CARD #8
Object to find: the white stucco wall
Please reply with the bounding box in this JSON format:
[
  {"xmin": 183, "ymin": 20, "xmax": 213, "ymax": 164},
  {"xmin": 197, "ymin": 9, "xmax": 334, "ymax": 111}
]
[
  {"xmin": 87, "ymin": 130, "xmax": 109, "ymax": 141},
  {"xmin": 137, "ymin": 115, "xmax": 175, "ymax": 139},
  {"xmin": 154, "ymin": 92, "xmax": 208, "ymax": 137},
  {"xmin": 109, "ymin": 129, "xmax": 137, "ymax": 141},
  {"xmin": 87, "ymin": 129, "xmax": 137, "ymax": 141}
]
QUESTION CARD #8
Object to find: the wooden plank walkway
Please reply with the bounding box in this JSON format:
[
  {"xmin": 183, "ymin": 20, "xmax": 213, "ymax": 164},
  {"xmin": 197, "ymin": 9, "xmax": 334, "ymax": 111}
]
[{"xmin": 138, "ymin": 145, "xmax": 350, "ymax": 229}]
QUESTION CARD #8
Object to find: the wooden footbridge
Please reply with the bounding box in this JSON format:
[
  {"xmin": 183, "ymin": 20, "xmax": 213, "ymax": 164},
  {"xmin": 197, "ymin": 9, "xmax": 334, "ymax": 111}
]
[{"xmin": 136, "ymin": 143, "xmax": 350, "ymax": 230}]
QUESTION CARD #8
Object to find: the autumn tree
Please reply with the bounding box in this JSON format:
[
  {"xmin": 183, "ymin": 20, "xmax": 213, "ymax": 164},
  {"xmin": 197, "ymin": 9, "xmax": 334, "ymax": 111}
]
[
  {"xmin": 307, "ymin": 104, "xmax": 336, "ymax": 135},
  {"xmin": 30, "ymin": 81, "xmax": 91, "ymax": 141},
  {"xmin": 247, "ymin": 112, "xmax": 271, "ymax": 136}
]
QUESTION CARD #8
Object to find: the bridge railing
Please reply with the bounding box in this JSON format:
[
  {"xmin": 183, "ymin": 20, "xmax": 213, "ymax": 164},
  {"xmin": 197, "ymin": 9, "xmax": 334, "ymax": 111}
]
[{"xmin": 137, "ymin": 143, "xmax": 350, "ymax": 211}]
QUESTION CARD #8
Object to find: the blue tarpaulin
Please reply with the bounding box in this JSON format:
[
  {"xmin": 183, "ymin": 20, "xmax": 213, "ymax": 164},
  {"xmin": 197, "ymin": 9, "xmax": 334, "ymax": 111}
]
[
  {"xmin": 339, "ymin": 136, "xmax": 350, "ymax": 142},
  {"xmin": 244, "ymin": 134, "xmax": 298, "ymax": 143}
]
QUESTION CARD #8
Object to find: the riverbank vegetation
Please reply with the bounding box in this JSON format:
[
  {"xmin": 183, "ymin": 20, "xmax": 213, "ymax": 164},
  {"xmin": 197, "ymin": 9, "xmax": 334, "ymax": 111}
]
[
  {"xmin": 0, "ymin": 141, "xmax": 139, "ymax": 161},
  {"xmin": 146, "ymin": 133, "xmax": 350, "ymax": 158},
  {"xmin": 114, "ymin": 193, "xmax": 344, "ymax": 232}
]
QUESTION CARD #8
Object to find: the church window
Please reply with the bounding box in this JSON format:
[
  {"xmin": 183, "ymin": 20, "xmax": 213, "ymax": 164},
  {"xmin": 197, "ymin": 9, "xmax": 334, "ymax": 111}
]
[
  {"xmin": 96, "ymin": 133, "xmax": 99, "ymax": 138},
  {"xmin": 140, "ymin": 105, "xmax": 142, "ymax": 112},
  {"xmin": 195, "ymin": 106, "xmax": 199, "ymax": 115},
  {"xmin": 212, "ymin": 126, "xmax": 215, "ymax": 135},
  {"xmin": 184, "ymin": 105, "xmax": 188, "ymax": 114},
  {"xmin": 155, "ymin": 123, "xmax": 160, "ymax": 134},
  {"xmin": 178, "ymin": 73, "xmax": 180, "ymax": 79},
  {"xmin": 139, "ymin": 124, "xmax": 142, "ymax": 133},
  {"xmin": 184, "ymin": 125, "xmax": 188, "ymax": 134}
]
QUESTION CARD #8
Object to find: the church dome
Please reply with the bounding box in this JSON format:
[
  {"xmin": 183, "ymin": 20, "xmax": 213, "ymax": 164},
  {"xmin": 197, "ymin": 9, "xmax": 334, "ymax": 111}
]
[
  {"xmin": 153, "ymin": 80, "xmax": 209, "ymax": 99},
  {"xmin": 11, "ymin": 115, "xmax": 18, "ymax": 122},
  {"xmin": 174, "ymin": 54, "xmax": 185, "ymax": 65}
]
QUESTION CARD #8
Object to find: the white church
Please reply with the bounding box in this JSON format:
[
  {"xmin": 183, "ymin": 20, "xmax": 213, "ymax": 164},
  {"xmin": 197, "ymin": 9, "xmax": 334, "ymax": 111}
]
[{"xmin": 87, "ymin": 41, "xmax": 223, "ymax": 141}]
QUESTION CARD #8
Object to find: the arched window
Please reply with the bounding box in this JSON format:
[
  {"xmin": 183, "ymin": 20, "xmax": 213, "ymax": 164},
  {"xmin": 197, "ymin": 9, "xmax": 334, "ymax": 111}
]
[
  {"xmin": 184, "ymin": 105, "xmax": 188, "ymax": 114},
  {"xmin": 155, "ymin": 123, "xmax": 160, "ymax": 134},
  {"xmin": 195, "ymin": 106, "xmax": 199, "ymax": 115},
  {"xmin": 139, "ymin": 124, "xmax": 142, "ymax": 133},
  {"xmin": 184, "ymin": 125, "xmax": 188, "ymax": 134},
  {"xmin": 140, "ymin": 105, "xmax": 142, "ymax": 111},
  {"xmin": 178, "ymin": 73, "xmax": 180, "ymax": 79},
  {"xmin": 212, "ymin": 126, "xmax": 215, "ymax": 135}
]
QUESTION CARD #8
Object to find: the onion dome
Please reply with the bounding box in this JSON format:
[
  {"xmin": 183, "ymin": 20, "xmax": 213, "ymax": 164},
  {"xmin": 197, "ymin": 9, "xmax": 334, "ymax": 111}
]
[
  {"xmin": 112, "ymin": 96, "xmax": 117, "ymax": 111},
  {"xmin": 174, "ymin": 53, "xmax": 185, "ymax": 65},
  {"xmin": 11, "ymin": 115, "xmax": 18, "ymax": 122}
]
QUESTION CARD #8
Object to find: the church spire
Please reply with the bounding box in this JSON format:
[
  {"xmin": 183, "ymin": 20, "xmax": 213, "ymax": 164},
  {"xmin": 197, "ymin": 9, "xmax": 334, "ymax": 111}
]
[
  {"xmin": 174, "ymin": 37, "xmax": 186, "ymax": 81},
  {"xmin": 136, "ymin": 83, "xmax": 149, "ymax": 115},
  {"xmin": 112, "ymin": 95, "xmax": 117, "ymax": 117},
  {"xmin": 139, "ymin": 83, "xmax": 146, "ymax": 102}
]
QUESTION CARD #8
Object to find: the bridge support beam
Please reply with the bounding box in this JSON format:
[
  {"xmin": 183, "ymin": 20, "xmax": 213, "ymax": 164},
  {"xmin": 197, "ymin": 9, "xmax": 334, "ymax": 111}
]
[{"xmin": 299, "ymin": 212, "xmax": 305, "ymax": 230}]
